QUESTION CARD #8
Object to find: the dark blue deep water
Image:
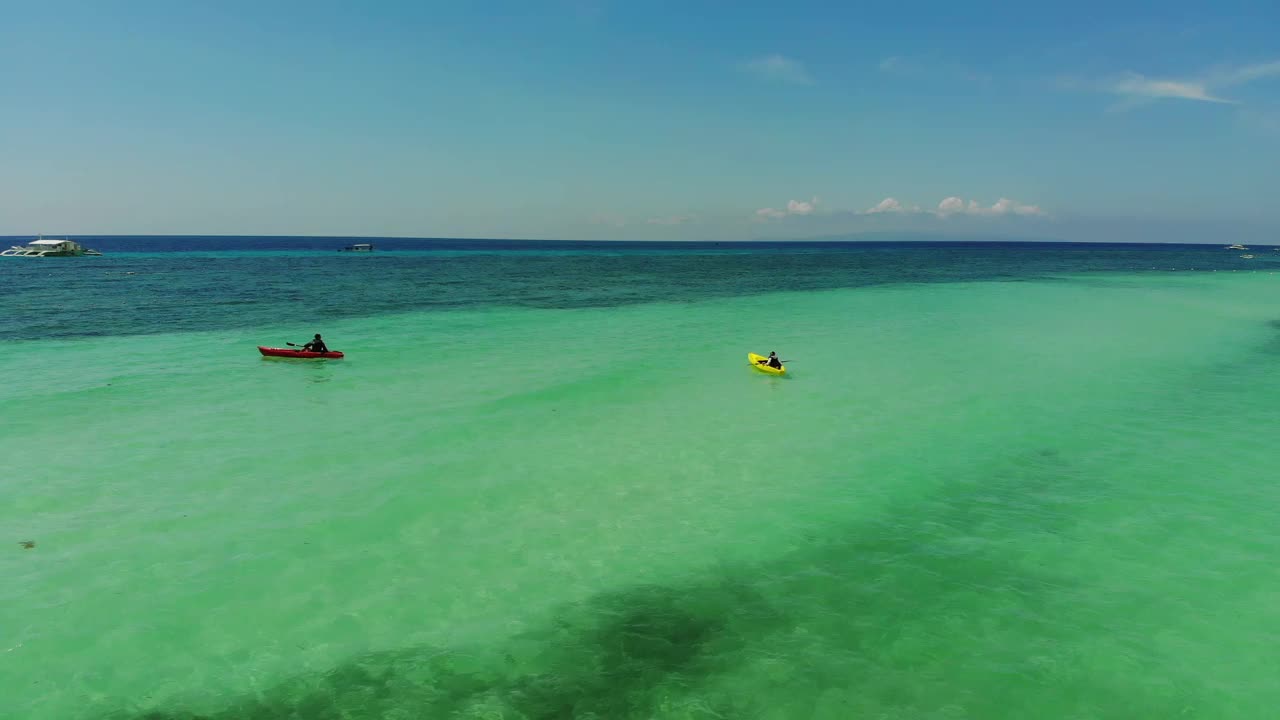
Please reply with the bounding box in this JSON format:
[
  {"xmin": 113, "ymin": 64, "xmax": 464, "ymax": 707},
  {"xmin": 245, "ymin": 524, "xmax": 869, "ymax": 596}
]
[{"xmin": 1, "ymin": 236, "xmax": 1274, "ymax": 341}]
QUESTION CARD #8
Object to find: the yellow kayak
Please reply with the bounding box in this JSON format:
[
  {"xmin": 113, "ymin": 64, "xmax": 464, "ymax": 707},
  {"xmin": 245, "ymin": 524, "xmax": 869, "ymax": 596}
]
[{"xmin": 748, "ymin": 352, "xmax": 786, "ymax": 375}]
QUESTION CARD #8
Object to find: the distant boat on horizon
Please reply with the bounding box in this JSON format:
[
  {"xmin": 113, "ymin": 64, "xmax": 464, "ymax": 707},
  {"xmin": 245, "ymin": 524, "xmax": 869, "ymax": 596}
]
[
  {"xmin": 1, "ymin": 235, "xmax": 103, "ymax": 257},
  {"xmin": 339, "ymin": 242, "xmax": 374, "ymax": 252}
]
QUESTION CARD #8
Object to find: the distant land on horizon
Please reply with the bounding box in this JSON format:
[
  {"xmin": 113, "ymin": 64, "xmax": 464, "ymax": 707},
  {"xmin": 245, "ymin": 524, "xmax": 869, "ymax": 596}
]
[{"xmin": 2, "ymin": 231, "xmax": 1250, "ymax": 247}]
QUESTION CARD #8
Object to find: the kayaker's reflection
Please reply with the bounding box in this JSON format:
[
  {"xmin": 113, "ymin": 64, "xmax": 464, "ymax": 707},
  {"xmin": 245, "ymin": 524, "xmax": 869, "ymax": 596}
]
[{"xmin": 302, "ymin": 334, "xmax": 329, "ymax": 353}]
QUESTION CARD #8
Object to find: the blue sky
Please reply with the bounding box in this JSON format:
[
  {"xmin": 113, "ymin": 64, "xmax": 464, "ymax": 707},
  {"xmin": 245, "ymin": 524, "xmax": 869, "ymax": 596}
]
[{"xmin": 2, "ymin": 0, "xmax": 1277, "ymax": 242}]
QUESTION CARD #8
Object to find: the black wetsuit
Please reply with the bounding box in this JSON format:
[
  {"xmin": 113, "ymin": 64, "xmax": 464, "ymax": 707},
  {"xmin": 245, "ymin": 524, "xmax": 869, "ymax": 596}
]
[
  {"xmin": 305, "ymin": 339, "xmax": 329, "ymax": 353},
  {"xmin": 767, "ymin": 356, "xmax": 782, "ymax": 369}
]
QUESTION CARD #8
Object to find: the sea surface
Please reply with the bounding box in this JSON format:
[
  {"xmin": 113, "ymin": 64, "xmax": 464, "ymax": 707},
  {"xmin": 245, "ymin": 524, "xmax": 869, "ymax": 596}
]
[{"xmin": 3, "ymin": 237, "xmax": 1279, "ymax": 719}]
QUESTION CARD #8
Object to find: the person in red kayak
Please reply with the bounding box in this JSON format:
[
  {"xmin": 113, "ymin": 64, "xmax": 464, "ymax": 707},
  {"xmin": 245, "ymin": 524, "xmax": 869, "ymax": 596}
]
[{"xmin": 302, "ymin": 334, "xmax": 329, "ymax": 353}]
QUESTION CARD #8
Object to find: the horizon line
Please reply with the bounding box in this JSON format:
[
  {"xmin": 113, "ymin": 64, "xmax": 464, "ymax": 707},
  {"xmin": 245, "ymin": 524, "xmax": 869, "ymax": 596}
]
[{"xmin": 0, "ymin": 233, "xmax": 1250, "ymax": 248}]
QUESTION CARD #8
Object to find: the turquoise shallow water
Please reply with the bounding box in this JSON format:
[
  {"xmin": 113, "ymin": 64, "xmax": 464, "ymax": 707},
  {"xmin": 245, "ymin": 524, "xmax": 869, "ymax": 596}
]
[{"xmin": 3, "ymin": 242, "xmax": 1280, "ymax": 718}]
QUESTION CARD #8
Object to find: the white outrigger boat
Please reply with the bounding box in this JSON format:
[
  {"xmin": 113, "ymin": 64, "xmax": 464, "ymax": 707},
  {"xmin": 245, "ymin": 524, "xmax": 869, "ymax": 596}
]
[{"xmin": 1, "ymin": 236, "xmax": 103, "ymax": 257}]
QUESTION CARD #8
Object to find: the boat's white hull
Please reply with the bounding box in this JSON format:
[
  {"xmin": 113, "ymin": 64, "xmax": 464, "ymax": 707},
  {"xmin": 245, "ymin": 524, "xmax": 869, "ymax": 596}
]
[{"xmin": 1, "ymin": 250, "xmax": 100, "ymax": 257}]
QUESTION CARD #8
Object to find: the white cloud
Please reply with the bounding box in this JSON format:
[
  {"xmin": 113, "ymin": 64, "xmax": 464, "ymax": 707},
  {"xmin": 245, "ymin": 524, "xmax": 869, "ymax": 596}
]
[
  {"xmin": 937, "ymin": 197, "xmax": 966, "ymax": 215},
  {"xmin": 646, "ymin": 215, "xmax": 693, "ymax": 225},
  {"xmin": 868, "ymin": 197, "xmax": 903, "ymax": 213},
  {"xmin": 862, "ymin": 197, "xmax": 922, "ymax": 214},
  {"xmin": 757, "ymin": 195, "xmax": 1044, "ymax": 222},
  {"xmin": 1088, "ymin": 60, "xmax": 1280, "ymax": 109},
  {"xmin": 1003, "ymin": 198, "xmax": 1045, "ymax": 216},
  {"xmin": 786, "ymin": 198, "xmax": 817, "ymax": 214},
  {"xmin": 755, "ymin": 197, "xmax": 819, "ymax": 221},
  {"xmin": 878, "ymin": 56, "xmax": 901, "ymax": 72},
  {"xmin": 1109, "ymin": 72, "xmax": 1233, "ymax": 104},
  {"xmin": 741, "ymin": 54, "xmax": 814, "ymax": 85},
  {"xmin": 936, "ymin": 196, "xmax": 1044, "ymax": 217}
]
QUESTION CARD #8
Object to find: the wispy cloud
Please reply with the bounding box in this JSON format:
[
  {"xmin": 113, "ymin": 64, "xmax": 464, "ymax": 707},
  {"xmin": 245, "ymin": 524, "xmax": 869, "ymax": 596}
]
[
  {"xmin": 876, "ymin": 55, "xmax": 992, "ymax": 85},
  {"xmin": 645, "ymin": 215, "xmax": 693, "ymax": 225},
  {"xmin": 761, "ymin": 195, "xmax": 1045, "ymax": 221},
  {"xmin": 1087, "ymin": 60, "xmax": 1280, "ymax": 109},
  {"xmin": 1210, "ymin": 60, "xmax": 1280, "ymax": 87},
  {"xmin": 1109, "ymin": 72, "xmax": 1234, "ymax": 105},
  {"xmin": 936, "ymin": 197, "xmax": 1045, "ymax": 217},
  {"xmin": 741, "ymin": 54, "xmax": 813, "ymax": 85},
  {"xmin": 755, "ymin": 196, "xmax": 819, "ymax": 220}
]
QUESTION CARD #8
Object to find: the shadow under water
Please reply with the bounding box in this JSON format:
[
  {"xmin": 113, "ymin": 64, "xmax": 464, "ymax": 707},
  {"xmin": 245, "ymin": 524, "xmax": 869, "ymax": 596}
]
[
  {"xmin": 102, "ymin": 446, "xmax": 1204, "ymax": 719},
  {"xmin": 112, "ymin": 577, "xmax": 777, "ymax": 720}
]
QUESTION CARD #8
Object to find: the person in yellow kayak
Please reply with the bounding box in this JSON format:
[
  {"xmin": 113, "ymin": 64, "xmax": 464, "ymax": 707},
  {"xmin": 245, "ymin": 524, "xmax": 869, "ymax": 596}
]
[{"xmin": 758, "ymin": 351, "xmax": 784, "ymax": 369}]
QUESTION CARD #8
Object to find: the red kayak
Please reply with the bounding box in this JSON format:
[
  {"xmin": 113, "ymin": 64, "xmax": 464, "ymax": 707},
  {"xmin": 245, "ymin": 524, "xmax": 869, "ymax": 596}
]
[{"xmin": 257, "ymin": 346, "xmax": 345, "ymax": 359}]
